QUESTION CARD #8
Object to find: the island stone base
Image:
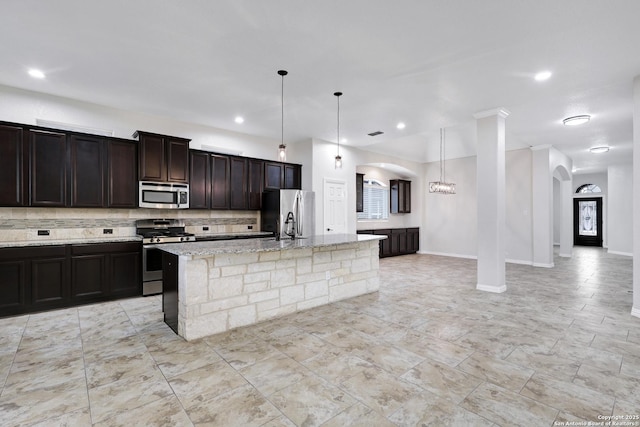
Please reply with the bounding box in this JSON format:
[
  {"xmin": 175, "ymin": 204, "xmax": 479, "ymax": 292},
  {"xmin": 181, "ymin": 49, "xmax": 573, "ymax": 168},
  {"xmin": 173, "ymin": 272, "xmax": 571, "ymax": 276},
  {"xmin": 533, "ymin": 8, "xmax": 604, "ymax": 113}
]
[{"xmin": 177, "ymin": 239, "xmax": 380, "ymax": 340}]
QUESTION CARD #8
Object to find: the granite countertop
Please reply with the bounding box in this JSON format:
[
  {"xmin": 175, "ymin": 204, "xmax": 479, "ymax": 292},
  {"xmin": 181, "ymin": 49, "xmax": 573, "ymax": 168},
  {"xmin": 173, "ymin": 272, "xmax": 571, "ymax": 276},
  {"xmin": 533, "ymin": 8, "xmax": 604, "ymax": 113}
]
[
  {"xmin": 159, "ymin": 233, "xmax": 385, "ymax": 257},
  {"xmin": 195, "ymin": 231, "xmax": 272, "ymax": 240},
  {"xmin": 0, "ymin": 236, "xmax": 143, "ymax": 248}
]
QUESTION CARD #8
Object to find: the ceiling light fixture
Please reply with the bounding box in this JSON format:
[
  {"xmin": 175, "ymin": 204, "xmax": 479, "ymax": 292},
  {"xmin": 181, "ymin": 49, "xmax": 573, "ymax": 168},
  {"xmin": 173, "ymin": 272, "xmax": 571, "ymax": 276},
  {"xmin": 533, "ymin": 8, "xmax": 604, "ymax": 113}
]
[
  {"xmin": 28, "ymin": 69, "xmax": 45, "ymax": 79},
  {"xmin": 234, "ymin": 116, "xmax": 244, "ymax": 124},
  {"xmin": 334, "ymin": 91, "xmax": 343, "ymax": 169},
  {"xmin": 563, "ymin": 115, "xmax": 590, "ymax": 126},
  {"xmin": 429, "ymin": 128, "xmax": 456, "ymax": 195},
  {"xmin": 534, "ymin": 71, "xmax": 552, "ymax": 81},
  {"xmin": 589, "ymin": 146, "xmax": 609, "ymax": 154},
  {"xmin": 277, "ymin": 70, "xmax": 288, "ymax": 161},
  {"xmin": 397, "ymin": 122, "xmax": 406, "ymax": 130}
]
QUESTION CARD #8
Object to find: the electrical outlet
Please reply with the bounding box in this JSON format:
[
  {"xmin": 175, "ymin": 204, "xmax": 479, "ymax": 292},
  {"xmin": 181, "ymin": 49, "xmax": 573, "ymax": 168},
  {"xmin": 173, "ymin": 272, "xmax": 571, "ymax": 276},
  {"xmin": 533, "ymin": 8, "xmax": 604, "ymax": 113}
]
[
  {"xmin": 247, "ymin": 225, "xmax": 253, "ymax": 230},
  {"xmin": 203, "ymin": 226, "xmax": 209, "ymax": 231},
  {"xmin": 37, "ymin": 230, "xmax": 50, "ymax": 236},
  {"xmin": 103, "ymin": 228, "xmax": 113, "ymax": 234}
]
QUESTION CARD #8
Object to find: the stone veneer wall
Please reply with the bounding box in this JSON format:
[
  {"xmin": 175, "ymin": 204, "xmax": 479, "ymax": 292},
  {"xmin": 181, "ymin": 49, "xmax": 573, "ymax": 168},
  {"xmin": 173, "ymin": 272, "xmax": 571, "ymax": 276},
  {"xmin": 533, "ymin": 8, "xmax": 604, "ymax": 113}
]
[
  {"xmin": 0, "ymin": 208, "xmax": 259, "ymax": 242},
  {"xmin": 178, "ymin": 239, "xmax": 380, "ymax": 340}
]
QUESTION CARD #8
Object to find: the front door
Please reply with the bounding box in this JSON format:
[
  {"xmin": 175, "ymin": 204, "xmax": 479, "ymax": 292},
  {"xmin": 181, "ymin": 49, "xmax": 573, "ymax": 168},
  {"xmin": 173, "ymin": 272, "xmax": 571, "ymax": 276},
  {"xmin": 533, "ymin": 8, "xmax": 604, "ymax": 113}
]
[
  {"xmin": 323, "ymin": 178, "xmax": 347, "ymax": 234},
  {"xmin": 573, "ymin": 197, "xmax": 603, "ymax": 246}
]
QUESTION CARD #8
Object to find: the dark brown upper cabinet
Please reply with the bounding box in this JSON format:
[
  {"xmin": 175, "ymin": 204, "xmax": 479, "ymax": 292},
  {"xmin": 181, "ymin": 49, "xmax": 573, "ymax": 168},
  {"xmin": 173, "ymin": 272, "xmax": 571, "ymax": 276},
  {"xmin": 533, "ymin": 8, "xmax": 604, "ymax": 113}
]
[
  {"xmin": 70, "ymin": 134, "xmax": 105, "ymax": 207},
  {"xmin": 248, "ymin": 159, "xmax": 263, "ymax": 210},
  {"xmin": 356, "ymin": 173, "xmax": 364, "ymax": 213},
  {"xmin": 71, "ymin": 135, "xmax": 138, "ymax": 208},
  {"xmin": 264, "ymin": 161, "xmax": 302, "ymax": 190},
  {"xmin": 390, "ymin": 179, "xmax": 411, "ymax": 214},
  {"xmin": 0, "ymin": 123, "xmax": 27, "ymax": 206},
  {"xmin": 283, "ymin": 164, "xmax": 301, "ymax": 189},
  {"xmin": 29, "ymin": 129, "xmax": 68, "ymax": 207},
  {"xmin": 211, "ymin": 154, "xmax": 230, "ymax": 209},
  {"xmin": 134, "ymin": 131, "xmax": 190, "ymax": 183},
  {"xmin": 264, "ymin": 161, "xmax": 283, "ymax": 190},
  {"xmin": 229, "ymin": 157, "xmax": 248, "ymax": 210},
  {"xmin": 189, "ymin": 150, "xmax": 211, "ymax": 209},
  {"xmin": 106, "ymin": 139, "xmax": 138, "ymax": 208}
]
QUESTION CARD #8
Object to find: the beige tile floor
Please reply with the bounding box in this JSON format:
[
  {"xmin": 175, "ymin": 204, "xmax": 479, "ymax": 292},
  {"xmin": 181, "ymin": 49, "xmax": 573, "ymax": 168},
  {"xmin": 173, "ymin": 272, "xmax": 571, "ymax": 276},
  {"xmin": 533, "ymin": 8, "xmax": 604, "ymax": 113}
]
[{"xmin": 1, "ymin": 247, "xmax": 639, "ymax": 426}]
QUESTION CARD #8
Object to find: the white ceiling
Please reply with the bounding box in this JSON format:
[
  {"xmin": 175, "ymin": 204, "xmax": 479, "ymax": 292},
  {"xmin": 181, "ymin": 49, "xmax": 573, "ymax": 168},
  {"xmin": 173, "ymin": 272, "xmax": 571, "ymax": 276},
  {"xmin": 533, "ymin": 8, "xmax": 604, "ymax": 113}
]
[{"xmin": 1, "ymin": 0, "xmax": 639, "ymax": 173}]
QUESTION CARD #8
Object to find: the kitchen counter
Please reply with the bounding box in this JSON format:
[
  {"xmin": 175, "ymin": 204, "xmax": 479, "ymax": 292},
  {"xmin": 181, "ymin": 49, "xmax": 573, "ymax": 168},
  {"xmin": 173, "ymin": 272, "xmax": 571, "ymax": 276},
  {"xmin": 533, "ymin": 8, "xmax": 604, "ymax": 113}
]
[
  {"xmin": 194, "ymin": 231, "xmax": 272, "ymax": 241},
  {"xmin": 160, "ymin": 233, "xmax": 382, "ymax": 257},
  {"xmin": 0, "ymin": 236, "xmax": 142, "ymax": 248},
  {"xmin": 161, "ymin": 234, "xmax": 384, "ymax": 340}
]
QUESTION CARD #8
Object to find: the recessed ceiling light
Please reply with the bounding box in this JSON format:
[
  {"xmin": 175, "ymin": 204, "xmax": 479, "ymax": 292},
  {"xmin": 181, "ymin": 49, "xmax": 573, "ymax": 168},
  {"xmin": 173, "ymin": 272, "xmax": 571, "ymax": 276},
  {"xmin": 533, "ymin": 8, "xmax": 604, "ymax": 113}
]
[
  {"xmin": 534, "ymin": 71, "xmax": 552, "ymax": 81},
  {"xmin": 28, "ymin": 69, "xmax": 45, "ymax": 79},
  {"xmin": 563, "ymin": 115, "xmax": 590, "ymax": 126},
  {"xmin": 589, "ymin": 146, "xmax": 609, "ymax": 154},
  {"xmin": 234, "ymin": 116, "xmax": 244, "ymax": 124},
  {"xmin": 396, "ymin": 122, "xmax": 406, "ymax": 130}
]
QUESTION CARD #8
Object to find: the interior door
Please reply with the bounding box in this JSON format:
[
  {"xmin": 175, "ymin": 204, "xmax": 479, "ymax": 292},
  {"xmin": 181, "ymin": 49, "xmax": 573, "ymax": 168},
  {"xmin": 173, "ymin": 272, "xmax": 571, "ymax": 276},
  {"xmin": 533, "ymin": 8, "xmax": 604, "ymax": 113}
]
[
  {"xmin": 573, "ymin": 197, "xmax": 603, "ymax": 247},
  {"xmin": 323, "ymin": 178, "xmax": 347, "ymax": 234}
]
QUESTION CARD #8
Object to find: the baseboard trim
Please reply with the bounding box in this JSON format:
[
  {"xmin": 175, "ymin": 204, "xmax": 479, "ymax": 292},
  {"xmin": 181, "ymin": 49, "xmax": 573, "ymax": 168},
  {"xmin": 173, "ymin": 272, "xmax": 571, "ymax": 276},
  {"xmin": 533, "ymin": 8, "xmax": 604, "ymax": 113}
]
[
  {"xmin": 421, "ymin": 251, "xmax": 477, "ymax": 260},
  {"xmin": 476, "ymin": 283, "xmax": 507, "ymax": 293},
  {"xmin": 559, "ymin": 253, "xmax": 572, "ymax": 258},
  {"xmin": 632, "ymin": 307, "xmax": 640, "ymax": 319},
  {"xmin": 532, "ymin": 262, "xmax": 554, "ymax": 268},
  {"xmin": 607, "ymin": 250, "xmax": 633, "ymax": 257},
  {"xmin": 505, "ymin": 258, "xmax": 533, "ymax": 266}
]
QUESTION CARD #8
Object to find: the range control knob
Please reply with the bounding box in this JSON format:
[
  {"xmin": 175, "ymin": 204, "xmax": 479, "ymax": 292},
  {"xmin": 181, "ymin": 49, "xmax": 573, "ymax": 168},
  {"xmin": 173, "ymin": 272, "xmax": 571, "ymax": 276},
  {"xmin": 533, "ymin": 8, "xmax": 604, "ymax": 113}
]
[
  {"xmin": 155, "ymin": 237, "xmax": 161, "ymax": 243},
  {"xmin": 180, "ymin": 237, "xmax": 185, "ymax": 242}
]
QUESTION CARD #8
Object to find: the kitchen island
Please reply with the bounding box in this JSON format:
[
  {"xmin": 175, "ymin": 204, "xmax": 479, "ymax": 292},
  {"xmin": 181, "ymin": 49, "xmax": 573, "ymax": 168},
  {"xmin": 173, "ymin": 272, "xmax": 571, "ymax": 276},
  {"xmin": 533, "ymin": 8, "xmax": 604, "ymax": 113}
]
[{"xmin": 160, "ymin": 234, "xmax": 384, "ymax": 341}]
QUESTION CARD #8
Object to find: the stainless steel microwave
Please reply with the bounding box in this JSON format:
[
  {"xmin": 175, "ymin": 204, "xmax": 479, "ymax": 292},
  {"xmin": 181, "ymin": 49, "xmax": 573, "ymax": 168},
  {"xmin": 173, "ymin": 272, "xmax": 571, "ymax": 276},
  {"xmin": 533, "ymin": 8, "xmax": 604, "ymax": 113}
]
[{"xmin": 139, "ymin": 181, "xmax": 189, "ymax": 209}]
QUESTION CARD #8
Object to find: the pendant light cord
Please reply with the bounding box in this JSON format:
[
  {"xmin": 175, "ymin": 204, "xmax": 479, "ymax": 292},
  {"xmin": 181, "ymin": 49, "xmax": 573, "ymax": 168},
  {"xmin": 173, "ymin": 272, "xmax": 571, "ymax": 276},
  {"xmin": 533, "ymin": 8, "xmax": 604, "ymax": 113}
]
[
  {"xmin": 337, "ymin": 95, "xmax": 340, "ymax": 155},
  {"xmin": 281, "ymin": 73, "xmax": 284, "ymax": 147}
]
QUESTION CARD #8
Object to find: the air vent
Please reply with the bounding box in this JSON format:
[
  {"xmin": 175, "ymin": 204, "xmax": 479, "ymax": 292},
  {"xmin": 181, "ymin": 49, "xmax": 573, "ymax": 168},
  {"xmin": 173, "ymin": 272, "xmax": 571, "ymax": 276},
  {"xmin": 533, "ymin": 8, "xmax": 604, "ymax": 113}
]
[{"xmin": 368, "ymin": 131, "xmax": 384, "ymax": 137}]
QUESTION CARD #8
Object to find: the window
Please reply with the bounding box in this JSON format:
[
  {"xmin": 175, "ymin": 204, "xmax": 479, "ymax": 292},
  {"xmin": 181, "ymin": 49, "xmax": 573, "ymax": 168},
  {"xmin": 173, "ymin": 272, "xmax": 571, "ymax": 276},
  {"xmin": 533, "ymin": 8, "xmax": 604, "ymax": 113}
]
[
  {"xmin": 576, "ymin": 184, "xmax": 602, "ymax": 194},
  {"xmin": 357, "ymin": 179, "xmax": 389, "ymax": 220}
]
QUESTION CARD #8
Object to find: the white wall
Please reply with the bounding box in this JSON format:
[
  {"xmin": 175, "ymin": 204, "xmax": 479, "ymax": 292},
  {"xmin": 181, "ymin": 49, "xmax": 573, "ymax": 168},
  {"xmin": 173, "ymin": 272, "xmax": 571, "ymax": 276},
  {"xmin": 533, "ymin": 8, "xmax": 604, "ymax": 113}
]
[
  {"xmin": 607, "ymin": 164, "xmax": 633, "ymax": 256},
  {"xmin": 423, "ymin": 155, "xmax": 478, "ymax": 258},
  {"xmin": 0, "ymin": 84, "xmax": 281, "ymax": 160},
  {"xmin": 553, "ymin": 178, "xmax": 561, "ymax": 245},
  {"xmin": 505, "ymin": 149, "xmax": 533, "ymax": 263},
  {"xmin": 421, "ymin": 148, "xmax": 533, "ymax": 263}
]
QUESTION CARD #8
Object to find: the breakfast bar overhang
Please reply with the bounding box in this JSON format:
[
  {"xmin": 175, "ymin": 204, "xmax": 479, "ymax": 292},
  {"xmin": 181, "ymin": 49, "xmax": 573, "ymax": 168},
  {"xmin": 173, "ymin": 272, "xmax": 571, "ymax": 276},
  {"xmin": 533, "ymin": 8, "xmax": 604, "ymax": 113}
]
[{"xmin": 160, "ymin": 234, "xmax": 384, "ymax": 341}]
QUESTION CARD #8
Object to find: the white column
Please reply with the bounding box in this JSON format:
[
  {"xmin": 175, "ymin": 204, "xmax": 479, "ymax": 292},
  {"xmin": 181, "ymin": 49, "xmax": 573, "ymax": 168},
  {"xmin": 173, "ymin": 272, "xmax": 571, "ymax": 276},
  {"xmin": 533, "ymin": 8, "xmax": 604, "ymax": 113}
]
[
  {"xmin": 531, "ymin": 145, "xmax": 554, "ymax": 267},
  {"xmin": 474, "ymin": 108, "xmax": 509, "ymax": 293},
  {"xmin": 632, "ymin": 76, "xmax": 640, "ymax": 318},
  {"xmin": 559, "ymin": 179, "xmax": 573, "ymax": 257}
]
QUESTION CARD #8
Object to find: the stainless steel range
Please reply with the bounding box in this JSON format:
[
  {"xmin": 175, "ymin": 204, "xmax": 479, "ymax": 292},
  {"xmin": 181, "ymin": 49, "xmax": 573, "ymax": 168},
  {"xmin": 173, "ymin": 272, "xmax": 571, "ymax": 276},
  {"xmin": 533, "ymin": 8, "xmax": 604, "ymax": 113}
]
[{"xmin": 136, "ymin": 219, "xmax": 195, "ymax": 296}]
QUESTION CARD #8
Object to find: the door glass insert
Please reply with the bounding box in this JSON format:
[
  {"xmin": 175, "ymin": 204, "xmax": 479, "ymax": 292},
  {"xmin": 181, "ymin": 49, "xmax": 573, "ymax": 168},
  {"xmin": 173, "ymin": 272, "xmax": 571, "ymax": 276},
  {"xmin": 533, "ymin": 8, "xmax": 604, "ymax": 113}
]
[{"xmin": 578, "ymin": 200, "xmax": 597, "ymax": 236}]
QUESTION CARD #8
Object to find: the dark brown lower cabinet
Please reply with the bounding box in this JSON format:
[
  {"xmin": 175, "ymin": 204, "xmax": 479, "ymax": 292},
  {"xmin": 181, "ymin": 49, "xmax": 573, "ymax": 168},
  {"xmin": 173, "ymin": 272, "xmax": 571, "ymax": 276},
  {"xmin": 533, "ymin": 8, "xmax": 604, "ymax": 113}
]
[
  {"xmin": 162, "ymin": 252, "xmax": 179, "ymax": 334},
  {"xmin": 358, "ymin": 228, "xmax": 419, "ymax": 258},
  {"xmin": 0, "ymin": 241, "xmax": 141, "ymax": 318},
  {"xmin": 0, "ymin": 257, "xmax": 28, "ymax": 315}
]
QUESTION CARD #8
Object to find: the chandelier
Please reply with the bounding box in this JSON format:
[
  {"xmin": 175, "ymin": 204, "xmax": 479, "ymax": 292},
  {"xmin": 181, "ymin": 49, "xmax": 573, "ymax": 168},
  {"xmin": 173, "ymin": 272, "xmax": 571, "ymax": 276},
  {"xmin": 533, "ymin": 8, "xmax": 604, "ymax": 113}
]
[{"xmin": 429, "ymin": 127, "xmax": 456, "ymax": 194}]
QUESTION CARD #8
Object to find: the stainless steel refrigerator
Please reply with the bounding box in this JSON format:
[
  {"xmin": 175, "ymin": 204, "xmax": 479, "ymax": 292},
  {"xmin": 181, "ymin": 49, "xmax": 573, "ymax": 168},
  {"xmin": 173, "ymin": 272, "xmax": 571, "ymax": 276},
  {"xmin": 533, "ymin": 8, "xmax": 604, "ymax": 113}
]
[{"xmin": 261, "ymin": 190, "xmax": 315, "ymax": 239}]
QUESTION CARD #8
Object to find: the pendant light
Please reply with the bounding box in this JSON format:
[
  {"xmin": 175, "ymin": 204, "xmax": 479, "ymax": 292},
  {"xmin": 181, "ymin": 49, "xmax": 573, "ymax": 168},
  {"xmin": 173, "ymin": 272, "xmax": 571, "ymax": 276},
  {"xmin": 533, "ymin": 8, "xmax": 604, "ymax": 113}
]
[
  {"xmin": 277, "ymin": 70, "xmax": 288, "ymax": 161},
  {"xmin": 429, "ymin": 127, "xmax": 456, "ymax": 194},
  {"xmin": 334, "ymin": 91, "xmax": 343, "ymax": 169}
]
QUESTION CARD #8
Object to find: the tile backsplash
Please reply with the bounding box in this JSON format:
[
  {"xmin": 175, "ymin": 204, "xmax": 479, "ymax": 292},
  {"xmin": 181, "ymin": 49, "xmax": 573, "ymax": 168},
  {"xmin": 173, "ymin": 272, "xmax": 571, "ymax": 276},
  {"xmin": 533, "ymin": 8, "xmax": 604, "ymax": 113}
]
[{"xmin": 0, "ymin": 208, "xmax": 260, "ymax": 243}]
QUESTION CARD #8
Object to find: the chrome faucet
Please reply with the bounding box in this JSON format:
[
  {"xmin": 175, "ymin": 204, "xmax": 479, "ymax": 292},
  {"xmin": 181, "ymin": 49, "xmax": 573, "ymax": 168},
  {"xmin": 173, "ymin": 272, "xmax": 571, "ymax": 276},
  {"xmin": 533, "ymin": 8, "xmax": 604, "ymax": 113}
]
[{"xmin": 284, "ymin": 212, "xmax": 296, "ymax": 239}]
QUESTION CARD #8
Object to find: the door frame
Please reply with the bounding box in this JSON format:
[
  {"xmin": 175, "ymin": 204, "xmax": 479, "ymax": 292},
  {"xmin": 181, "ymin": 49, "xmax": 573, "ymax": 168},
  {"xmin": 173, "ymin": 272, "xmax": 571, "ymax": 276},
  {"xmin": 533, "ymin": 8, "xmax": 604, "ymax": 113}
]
[{"xmin": 573, "ymin": 196, "xmax": 603, "ymax": 247}]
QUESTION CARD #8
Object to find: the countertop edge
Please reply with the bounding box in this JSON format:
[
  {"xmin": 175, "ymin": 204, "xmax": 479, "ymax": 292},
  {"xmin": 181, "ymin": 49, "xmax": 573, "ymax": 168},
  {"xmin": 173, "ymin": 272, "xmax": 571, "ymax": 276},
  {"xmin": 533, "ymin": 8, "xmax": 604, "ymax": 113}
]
[{"xmin": 159, "ymin": 234, "xmax": 384, "ymax": 257}]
